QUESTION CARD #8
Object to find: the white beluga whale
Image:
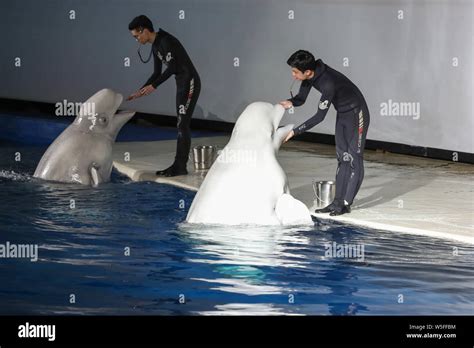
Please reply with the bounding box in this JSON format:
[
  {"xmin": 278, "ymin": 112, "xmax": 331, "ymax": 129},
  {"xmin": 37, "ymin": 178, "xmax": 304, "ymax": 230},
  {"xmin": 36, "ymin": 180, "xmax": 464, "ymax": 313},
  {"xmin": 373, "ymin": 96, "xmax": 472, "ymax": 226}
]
[
  {"xmin": 34, "ymin": 89, "xmax": 135, "ymax": 186},
  {"xmin": 186, "ymin": 102, "xmax": 313, "ymax": 226}
]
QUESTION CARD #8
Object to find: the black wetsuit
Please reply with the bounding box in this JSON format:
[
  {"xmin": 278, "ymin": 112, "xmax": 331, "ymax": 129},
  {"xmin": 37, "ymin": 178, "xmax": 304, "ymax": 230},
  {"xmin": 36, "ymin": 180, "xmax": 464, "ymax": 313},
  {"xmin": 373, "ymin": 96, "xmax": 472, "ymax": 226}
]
[
  {"xmin": 144, "ymin": 28, "xmax": 201, "ymax": 170},
  {"xmin": 289, "ymin": 59, "xmax": 370, "ymax": 206}
]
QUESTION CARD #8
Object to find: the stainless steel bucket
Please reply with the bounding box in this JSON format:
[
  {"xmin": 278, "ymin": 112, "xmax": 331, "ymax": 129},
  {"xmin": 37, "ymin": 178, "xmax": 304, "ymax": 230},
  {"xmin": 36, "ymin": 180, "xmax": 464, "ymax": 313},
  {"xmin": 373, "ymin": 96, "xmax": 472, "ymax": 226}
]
[
  {"xmin": 312, "ymin": 180, "xmax": 336, "ymax": 208},
  {"xmin": 193, "ymin": 145, "xmax": 217, "ymax": 170}
]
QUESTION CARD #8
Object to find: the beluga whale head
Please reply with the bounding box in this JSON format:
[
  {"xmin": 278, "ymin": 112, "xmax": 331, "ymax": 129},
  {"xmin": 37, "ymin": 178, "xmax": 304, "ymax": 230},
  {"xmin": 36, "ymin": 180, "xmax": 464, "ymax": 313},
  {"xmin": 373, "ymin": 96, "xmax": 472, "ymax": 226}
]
[
  {"xmin": 73, "ymin": 88, "xmax": 135, "ymax": 141},
  {"xmin": 229, "ymin": 102, "xmax": 292, "ymax": 152},
  {"xmin": 33, "ymin": 88, "xmax": 135, "ymax": 186}
]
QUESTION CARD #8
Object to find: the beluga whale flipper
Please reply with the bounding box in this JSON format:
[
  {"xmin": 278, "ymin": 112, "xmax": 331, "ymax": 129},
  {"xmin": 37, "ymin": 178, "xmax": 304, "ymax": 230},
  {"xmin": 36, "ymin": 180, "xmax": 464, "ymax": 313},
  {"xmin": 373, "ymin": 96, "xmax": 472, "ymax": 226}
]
[
  {"xmin": 186, "ymin": 102, "xmax": 313, "ymax": 226},
  {"xmin": 34, "ymin": 89, "xmax": 135, "ymax": 186}
]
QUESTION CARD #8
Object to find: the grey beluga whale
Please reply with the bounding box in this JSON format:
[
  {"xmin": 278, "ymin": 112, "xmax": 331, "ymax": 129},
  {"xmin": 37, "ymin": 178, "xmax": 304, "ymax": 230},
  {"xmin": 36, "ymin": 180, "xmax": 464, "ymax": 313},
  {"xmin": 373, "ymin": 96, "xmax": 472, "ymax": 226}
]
[{"xmin": 33, "ymin": 89, "xmax": 135, "ymax": 186}]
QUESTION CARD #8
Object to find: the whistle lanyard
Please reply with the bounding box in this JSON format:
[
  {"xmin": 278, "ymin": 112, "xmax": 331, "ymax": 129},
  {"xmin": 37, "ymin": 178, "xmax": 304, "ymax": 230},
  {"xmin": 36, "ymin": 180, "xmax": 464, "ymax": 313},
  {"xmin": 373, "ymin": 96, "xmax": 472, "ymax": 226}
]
[
  {"xmin": 290, "ymin": 79, "xmax": 297, "ymax": 99},
  {"xmin": 138, "ymin": 43, "xmax": 153, "ymax": 63}
]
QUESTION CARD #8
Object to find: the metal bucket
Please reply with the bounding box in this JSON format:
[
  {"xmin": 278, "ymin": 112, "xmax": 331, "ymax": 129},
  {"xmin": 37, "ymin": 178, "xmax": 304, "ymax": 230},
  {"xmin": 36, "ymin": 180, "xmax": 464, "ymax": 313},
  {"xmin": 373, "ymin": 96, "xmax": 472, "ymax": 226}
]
[
  {"xmin": 312, "ymin": 180, "xmax": 336, "ymax": 208},
  {"xmin": 193, "ymin": 145, "xmax": 217, "ymax": 170}
]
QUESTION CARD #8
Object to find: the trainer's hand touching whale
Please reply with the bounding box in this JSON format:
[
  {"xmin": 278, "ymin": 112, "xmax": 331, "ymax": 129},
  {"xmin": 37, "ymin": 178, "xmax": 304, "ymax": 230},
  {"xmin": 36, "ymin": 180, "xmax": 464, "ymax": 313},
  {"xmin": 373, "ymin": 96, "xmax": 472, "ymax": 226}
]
[
  {"xmin": 186, "ymin": 102, "xmax": 313, "ymax": 226},
  {"xmin": 34, "ymin": 89, "xmax": 135, "ymax": 186},
  {"xmin": 126, "ymin": 84, "xmax": 156, "ymax": 101}
]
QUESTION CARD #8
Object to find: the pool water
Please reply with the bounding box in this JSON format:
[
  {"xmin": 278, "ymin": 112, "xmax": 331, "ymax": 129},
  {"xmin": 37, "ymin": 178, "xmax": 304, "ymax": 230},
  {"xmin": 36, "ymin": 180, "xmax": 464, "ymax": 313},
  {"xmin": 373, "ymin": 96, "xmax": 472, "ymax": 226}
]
[{"xmin": 0, "ymin": 143, "xmax": 473, "ymax": 315}]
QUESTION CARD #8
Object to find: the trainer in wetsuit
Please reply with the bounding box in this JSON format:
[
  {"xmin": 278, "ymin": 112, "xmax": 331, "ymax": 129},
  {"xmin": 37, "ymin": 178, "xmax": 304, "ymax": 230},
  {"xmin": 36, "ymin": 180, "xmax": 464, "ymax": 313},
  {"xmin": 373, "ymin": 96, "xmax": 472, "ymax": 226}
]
[
  {"xmin": 280, "ymin": 50, "xmax": 370, "ymax": 216},
  {"xmin": 127, "ymin": 15, "xmax": 201, "ymax": 177}
]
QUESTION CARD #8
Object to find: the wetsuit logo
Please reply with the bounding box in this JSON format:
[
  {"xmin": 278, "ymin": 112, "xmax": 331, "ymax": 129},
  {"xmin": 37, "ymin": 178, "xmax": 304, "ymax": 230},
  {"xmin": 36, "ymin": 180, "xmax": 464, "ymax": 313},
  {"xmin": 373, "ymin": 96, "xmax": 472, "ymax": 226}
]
[
  {"xmin": 319, "ymin": 100, "xmax": 329, "ymax": 110},
  {"xmin": 183, "ymin": 78, "xmax": 194, "ymax": 113},
  {"xmin": 158, "ymin": 51, "xmax": 173, "ymax": 66},
  {"xmin": 357, "ymin": 110, "xmax": 364, "ymax": 153}
]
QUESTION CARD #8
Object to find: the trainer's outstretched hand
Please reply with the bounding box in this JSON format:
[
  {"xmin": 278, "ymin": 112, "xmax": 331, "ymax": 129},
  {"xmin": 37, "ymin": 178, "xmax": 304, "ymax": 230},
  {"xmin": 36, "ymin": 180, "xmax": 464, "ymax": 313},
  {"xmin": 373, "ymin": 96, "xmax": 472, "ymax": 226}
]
[
  {"xmin": 283, "ymin": 130, "xmax": 295, "ymax": 143},
  {"xmin": 126, "ymin": 90, "xmax": 142, "ymax": 101},
  {"xmin": 279, "ymin": 100, "xmax": 293, "ymax": 109},
  {"xmin": 140, "ymin": 84, "xmax": 156, "ymax": 96}
]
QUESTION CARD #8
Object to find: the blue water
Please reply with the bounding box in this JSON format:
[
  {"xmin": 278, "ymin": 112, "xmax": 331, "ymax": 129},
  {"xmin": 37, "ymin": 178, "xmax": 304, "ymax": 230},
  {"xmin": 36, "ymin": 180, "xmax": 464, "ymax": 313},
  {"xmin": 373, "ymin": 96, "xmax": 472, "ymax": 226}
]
[
  {"xmin": 0, "ymin": 143, "xmax": 473, "ymax": 315},
  {"xmin": 0, "ymin": 113, "xmax": 223, "ymax": 145}
]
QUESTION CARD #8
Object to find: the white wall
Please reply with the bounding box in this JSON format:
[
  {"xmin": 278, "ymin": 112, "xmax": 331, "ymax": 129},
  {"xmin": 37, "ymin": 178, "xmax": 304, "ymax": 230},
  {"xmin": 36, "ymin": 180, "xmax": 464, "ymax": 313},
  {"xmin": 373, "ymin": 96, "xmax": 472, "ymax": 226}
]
[{"xmin": 0, "ymin": 0, "xmax": 472, "ymax": 153}]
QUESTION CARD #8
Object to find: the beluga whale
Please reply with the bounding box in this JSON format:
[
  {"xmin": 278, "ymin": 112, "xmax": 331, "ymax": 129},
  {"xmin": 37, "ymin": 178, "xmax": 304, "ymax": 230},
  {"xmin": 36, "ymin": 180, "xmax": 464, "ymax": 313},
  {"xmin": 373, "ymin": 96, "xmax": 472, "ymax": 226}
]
[
  {"xmin": 186, "ymin": 102, "xmax": 313, "ymax": 226},
  {"xmin": 34, "ymin": 89, "xmax": 135, "ymax": 186}
]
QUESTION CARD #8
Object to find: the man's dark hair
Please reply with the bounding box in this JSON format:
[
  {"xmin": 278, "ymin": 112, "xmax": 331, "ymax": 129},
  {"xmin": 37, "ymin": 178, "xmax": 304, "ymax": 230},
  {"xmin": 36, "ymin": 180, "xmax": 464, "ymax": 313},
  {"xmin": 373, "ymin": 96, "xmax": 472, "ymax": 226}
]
[
  {"xmin": 287, "ymin": 50, "xmax": 317, "ymax": 72},
  {"xmin": 128, "ymin": 15, "xmax": 154, "ymax": 32}
]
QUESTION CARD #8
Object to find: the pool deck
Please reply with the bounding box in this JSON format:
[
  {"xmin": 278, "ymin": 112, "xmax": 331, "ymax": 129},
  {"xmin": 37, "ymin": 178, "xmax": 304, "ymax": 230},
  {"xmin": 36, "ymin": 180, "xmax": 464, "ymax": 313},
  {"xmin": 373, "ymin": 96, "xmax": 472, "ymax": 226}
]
[{"xmin": 112, "ymin": 135, "xmax": 474, "ymax": 245}]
